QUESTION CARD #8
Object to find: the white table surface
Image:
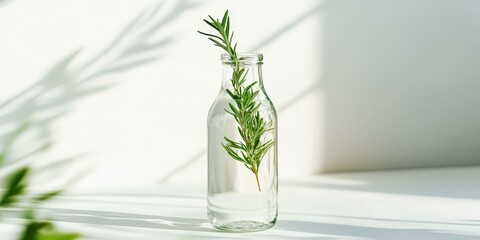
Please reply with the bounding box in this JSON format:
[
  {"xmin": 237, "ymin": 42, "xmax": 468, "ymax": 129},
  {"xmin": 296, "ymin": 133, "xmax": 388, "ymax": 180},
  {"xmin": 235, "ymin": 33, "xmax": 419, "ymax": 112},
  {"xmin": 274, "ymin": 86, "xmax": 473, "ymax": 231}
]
[{"xmin": 2, "ymin": 166, "xmax": 480, "ymax": 240}]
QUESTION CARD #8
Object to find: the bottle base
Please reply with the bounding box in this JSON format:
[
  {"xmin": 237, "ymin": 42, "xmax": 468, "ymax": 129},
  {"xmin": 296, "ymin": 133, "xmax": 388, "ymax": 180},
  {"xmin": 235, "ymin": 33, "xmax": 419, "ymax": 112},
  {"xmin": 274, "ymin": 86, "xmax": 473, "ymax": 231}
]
[{"xmin": 213, "ymin": 220, "xmax": 275, "ymax": 232}]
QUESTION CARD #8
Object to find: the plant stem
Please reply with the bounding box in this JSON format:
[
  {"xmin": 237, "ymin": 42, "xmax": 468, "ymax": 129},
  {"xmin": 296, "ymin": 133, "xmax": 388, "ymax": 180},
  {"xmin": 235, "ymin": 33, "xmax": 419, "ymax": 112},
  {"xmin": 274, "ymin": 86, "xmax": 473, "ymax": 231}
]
[
  {"xmin": 254, "ymin": 170, "xmax": 261, "ymax": 192},
  {"xmin": 232, "ymin": 60, "xmax": 263, "ymax": 192}
]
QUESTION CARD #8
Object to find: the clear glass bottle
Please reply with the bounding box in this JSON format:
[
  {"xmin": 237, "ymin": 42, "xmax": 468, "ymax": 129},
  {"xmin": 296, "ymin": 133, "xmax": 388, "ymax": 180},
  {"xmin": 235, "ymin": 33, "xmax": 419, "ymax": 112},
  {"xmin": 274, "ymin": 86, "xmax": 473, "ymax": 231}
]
[{"xmin": 207, "ymin": 53, "xmax": 278, "ymax": 232}]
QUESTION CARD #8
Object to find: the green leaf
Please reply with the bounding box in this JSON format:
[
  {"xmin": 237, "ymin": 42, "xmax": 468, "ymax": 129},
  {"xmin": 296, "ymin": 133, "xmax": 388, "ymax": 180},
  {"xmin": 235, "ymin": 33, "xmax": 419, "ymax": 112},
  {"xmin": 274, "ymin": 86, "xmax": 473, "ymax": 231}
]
[
  {"xmin": 197, "ymin": 31, "xmax": 224, "ymax": 41},
  {"xmin": 238, "ymin": 68, "xmax": 245, "ymax": 77},
  {"xmin": 243, "ymin": 163, "xmax": 253, "ymax": 171},
  {"xmin": 237, "ymin": 127, "xmax": 243, "ymax": 138},
  {"xmin": 203, "ymin": 19, "xmax": 218, "ymax": 30},
  {"xmin": 37, "ymin": 231, "xmax": 81, "ymax": 240},
  {"xmin": 18, "ymin": 220, "xmax": 80, "ymax": 240},
  {"xmin": 33, "ymin": 190, "xmax": 63, "ymax": 202},
  {"xmin": 221, "ymin": 10, "xmax": 229, "ymax": 27},
  {"xmin": 224, "ymin": 108, "xmax": 235, "ymax": 116},
  {"xmin": 238, "ymin": 78, "xmax": 246, "ymax": 86},
  {"xmin": 244, "ymin": 82, "xmax": 257, "ymax": 93},
  {"xmin": 18, "ymin": 220, "xmax": 52, "ymax": 240},
  {"xmin": 208, "ymin": 38, "xmax": 227, "ymax": 50},
  {"xmin": 208, "ymin": 15, "xmax": 219, "ymax": 27},
  {"xmin": 1, "ymin": 167, "xmax": 30, "ymax": 206},
  {"xmin": 226, "ymin": 17, "xmax": 231, "ymax": 37},
  {"xmin": 228, "ymin": 31, "xmax": 234, "ymax": 47},
  {"xmin": 225, "ymin": 89, "xmax": 238, "ymax": 99},
  {"xmin": 228, "ymin": 103, "xmax": 239, "ymax": 115}
]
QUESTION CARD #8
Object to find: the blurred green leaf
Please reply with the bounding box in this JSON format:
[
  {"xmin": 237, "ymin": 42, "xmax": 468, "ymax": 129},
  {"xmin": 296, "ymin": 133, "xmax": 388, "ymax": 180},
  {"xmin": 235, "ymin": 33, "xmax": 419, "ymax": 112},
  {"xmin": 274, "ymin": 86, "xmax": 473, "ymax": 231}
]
[
  {"xmin": 18, "ymin": 220, "xmax": 80, "ymax": 240},
  {"xmin": 18, "ymin": 220, "xmax": 52, "ymax": 240},
  {"xmin": 0, "ymin": 167, "xmax": 30, "ymax": 206},
  {"xmin": 37, "ymin": 230, "xmax": 81, "ymax": 240},
  {"xmin": 33, "ymin": 190, "xmax": 63, "ymax": 203}
]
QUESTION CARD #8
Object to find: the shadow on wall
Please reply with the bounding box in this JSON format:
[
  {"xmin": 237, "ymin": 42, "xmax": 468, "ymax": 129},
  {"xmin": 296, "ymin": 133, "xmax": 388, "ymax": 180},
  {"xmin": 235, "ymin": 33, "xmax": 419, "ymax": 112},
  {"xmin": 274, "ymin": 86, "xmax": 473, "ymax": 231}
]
[
  {"xmin": 321, "ymin": 0, "xmax": 480, "ymax": 172},
  {"xmin": 0, "ymin": 0, "xmax": 13, "ymax": 8},
  {"xmin": 158, "ymin": 2, "xmax": 324, "ymax": 182},
  {"xmin": 159, "ymin": 0, "xmax": 480, "ymax": 180},
  {"xmin": 0, "ymin": 0, "xmax": 196, "ymax": 181}
]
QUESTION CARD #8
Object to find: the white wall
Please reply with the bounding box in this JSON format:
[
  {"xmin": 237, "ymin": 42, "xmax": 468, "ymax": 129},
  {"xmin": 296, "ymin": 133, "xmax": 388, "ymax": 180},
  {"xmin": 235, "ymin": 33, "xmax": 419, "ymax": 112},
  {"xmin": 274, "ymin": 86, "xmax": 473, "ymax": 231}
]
[
  {"xmin": 0, "ymin": 0, "xmax": 479, "ymax": 189},
  {"xmin": 0, "ymin": 0, "xmax": 322, "ymax": 188},
  {"xmin": 322, "ymin": 0, "xmax": 480, "ymax": 172}
]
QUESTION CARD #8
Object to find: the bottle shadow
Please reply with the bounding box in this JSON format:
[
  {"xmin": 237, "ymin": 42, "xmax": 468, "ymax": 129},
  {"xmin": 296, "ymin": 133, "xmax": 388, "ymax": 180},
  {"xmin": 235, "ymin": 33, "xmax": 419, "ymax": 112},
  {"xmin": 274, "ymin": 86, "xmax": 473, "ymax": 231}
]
[{"xmin": 275, "ymin": 220, "xmax": 480, "ymax": 240}]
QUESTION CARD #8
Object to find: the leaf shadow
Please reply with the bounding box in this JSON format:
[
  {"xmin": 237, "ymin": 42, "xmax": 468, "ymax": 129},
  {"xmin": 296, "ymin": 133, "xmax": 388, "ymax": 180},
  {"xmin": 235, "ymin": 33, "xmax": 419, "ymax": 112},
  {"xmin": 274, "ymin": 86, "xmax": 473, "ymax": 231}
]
[
  {"xmin": 158, "ymin": 3, "xmax": 324, "ymax": 182},
  {"xmin": 31, "ymin": 208, "xmax": 215, "ymax": 233},
  {"xmin": 0, "ymin": 0, "xmax": 196, "ymax": 181}
]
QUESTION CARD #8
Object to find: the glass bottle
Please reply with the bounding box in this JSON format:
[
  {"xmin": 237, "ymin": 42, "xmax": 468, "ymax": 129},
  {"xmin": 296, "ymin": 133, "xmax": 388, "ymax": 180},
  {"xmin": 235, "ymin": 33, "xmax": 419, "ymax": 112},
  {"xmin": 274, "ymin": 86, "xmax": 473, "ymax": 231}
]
[{"xmin": 207, "ymin": 53, "xmax": 278, "ymax": 232}]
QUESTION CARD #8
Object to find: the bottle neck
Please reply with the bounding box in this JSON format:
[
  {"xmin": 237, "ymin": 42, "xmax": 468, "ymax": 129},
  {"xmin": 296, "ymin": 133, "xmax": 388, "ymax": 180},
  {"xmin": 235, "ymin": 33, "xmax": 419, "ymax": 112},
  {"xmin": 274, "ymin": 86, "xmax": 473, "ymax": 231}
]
[{"xmin": 222, "ymin": 63, "xmax": 264, "ymax": 92}]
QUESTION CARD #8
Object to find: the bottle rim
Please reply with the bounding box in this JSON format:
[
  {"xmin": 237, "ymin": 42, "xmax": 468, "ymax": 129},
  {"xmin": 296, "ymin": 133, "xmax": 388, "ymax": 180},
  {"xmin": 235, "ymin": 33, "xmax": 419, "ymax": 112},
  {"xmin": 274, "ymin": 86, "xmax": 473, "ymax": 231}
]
[{"xmin": 221, "ymin": 53, "xmax": 263, "ymax": 65}]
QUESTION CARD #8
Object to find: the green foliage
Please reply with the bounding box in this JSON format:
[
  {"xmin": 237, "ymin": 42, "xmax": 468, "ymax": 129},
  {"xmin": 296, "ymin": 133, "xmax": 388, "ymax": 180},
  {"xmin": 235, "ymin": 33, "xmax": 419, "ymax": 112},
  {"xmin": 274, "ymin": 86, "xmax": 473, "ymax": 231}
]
[
  {"xmin": 0, "ymin": 167, "xmax": 30, "ymax": 207},
  {"xmin": 0, "ymin": 167, "xmax": 78, "ymax": 240},
  {"xmin": 199, "ymin": 10, "xmax": 274, "ymax": 191},
  {"xmin": 33, "ymin": 190, "xmax": 64, "ymax": 203},
  {"xmin": 0, "ymin": 123, "xmax": 80, "ymax": 240},
  {"xmin": 18, "ymin": 220, "xmax": 80, "ymax": 240}
]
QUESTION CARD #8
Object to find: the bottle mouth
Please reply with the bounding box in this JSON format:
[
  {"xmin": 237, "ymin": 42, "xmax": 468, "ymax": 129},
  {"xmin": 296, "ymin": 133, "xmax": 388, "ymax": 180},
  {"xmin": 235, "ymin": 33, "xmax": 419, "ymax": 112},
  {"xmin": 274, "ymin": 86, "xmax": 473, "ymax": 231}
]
[{"xmin": 221, "ymin": 53, "xmax": 263, "ymax": 65}]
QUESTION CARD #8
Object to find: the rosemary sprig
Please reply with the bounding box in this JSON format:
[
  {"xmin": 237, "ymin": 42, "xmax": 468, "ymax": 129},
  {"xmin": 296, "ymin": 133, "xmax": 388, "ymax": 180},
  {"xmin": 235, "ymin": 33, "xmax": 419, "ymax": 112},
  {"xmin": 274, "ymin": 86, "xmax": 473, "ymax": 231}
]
[{"xmin": 199, "ymin": 10, "xmax": 274, "ymax": 191}]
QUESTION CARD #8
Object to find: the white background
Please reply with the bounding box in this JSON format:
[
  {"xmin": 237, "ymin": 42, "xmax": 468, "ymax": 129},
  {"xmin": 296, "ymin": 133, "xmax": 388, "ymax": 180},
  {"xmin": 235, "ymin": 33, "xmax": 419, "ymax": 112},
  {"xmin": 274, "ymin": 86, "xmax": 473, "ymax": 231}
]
[{"xmin": 1, "ymin": 0, "xmax": 479, "ymax": 189}]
